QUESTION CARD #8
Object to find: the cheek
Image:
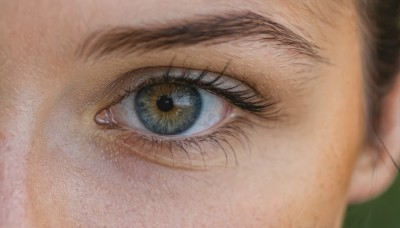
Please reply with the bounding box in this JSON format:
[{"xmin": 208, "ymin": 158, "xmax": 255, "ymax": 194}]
[
  {"xmin": 26, "ymin": 69, "xmax": 365, "ymax": 228},
  {"xmin": 238, "ymin": 54, "xmax": 366, "ymax": 226},
  {"xmin": 24, "ymin": 9, "xmax": 365, "ymax": 228}
]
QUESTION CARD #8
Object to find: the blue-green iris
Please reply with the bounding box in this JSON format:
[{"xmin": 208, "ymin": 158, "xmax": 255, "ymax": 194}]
[{"xmin": 135, "ymin": 84, "xmax": 202, "ymax": 135}]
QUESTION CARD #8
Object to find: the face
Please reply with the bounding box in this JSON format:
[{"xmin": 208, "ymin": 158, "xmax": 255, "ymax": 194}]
[{"xmin": 0, "ymin": 0, "xmax": 376, "ymax": 227}]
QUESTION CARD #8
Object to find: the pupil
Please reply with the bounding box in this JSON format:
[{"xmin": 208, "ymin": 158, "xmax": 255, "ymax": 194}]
[
  {"xmin": 157, "ymin": 95, "xmax": 174, "ymax": 112},
  {"xmin": 135, "ymin": 84, "xmax": 202, "ymax": 135}
]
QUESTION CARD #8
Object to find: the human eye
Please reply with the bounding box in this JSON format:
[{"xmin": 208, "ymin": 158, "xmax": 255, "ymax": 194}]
[{"xmin": 94, "ymin": 66, "xmax": 281, "ymax": 170}]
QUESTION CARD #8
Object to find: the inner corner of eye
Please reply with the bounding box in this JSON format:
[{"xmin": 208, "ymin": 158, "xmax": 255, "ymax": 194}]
[
  {"xmin": 94, "ymin": 108, "xmax": 117, "ymax": 127},
  {"xmin": 96, "ymin": 83, "xmax": 232, "ymax": 137}
]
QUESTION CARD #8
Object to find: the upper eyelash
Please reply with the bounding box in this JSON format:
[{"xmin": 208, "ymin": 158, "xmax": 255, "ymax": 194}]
[
  {"xmin": 114, "ymin": 66, "xmax": 281, "ymax": 120},
  {"xmin": 94, "ymin": 65, "xmax": 282, "ymax": 169}
]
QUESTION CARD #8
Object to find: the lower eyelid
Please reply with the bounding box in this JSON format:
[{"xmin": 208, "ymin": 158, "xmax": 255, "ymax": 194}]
[
  {"xmin": 97, "ymin": 116, "xmax": 254, "ymax": 170},
  {"xmin": 92, "ymin": 66, "xmax": 282, "ymax": 169}
]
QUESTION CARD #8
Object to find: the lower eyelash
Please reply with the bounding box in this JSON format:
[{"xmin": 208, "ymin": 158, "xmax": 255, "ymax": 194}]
[
  {"xmin": 93, "ymin": 66, "xmax": 283, "ymax": 169},
  {"xmin": 115, "ymin": 117, "xmax": 254, "ymax": 170}
]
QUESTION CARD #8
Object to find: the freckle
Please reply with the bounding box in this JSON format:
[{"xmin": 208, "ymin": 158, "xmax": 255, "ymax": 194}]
[{"xmin": 0, "ymin": 132, "xmax": 6, "ymax": 145}]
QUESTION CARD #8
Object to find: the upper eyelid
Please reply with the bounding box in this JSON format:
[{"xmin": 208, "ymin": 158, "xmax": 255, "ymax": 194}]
[
  {"xmin": 111, "ymin": 66, "xmax": 258, "ymax": 98},
  {"xmin": 124, "ymin": 67, "xmax": 251, "ymax": 98},
  {"xmin": 97, "ymin": 66, "xmax": 279, "ymax": 117}
]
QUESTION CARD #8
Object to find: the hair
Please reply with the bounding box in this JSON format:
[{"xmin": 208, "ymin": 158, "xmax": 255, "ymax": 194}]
[{"xmin": 359, "ymin": 0, "xmax": 400, "ymax": 125}]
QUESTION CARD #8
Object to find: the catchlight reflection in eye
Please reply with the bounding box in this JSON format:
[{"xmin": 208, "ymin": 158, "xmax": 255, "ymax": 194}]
[
  {"xmin": 94, "ymin": 67, "xmax": 278, "ymax": 169},
  {"xmin": 96, "ymin": 83, "xmax": 230, "ymax": 137}
]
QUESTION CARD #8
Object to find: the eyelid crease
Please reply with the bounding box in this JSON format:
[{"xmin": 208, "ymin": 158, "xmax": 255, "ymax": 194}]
[{"xmin": 96, "ymin": 66, "xmax": 283, "ymax": 121}]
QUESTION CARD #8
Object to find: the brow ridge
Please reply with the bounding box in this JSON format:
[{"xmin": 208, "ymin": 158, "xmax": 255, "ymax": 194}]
[{"xmin": 78, "ymin": 11, "xmax": 322, "ymax": 61}]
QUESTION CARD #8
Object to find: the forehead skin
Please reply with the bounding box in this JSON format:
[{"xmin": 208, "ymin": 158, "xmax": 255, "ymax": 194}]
[
  {"xmin": 0, "ymin": 0, "xmax": 349, "ymax": 62},
  {"xmin": 0, "ymin": 0, "xmax": 364, "ymax": 227}
]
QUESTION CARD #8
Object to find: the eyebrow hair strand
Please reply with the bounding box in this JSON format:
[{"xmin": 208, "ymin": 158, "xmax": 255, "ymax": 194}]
[{"xmin": 77, "ymin": 11, "xmax": 323, "ymax": 61}]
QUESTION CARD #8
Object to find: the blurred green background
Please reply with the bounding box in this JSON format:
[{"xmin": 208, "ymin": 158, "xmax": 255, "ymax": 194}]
[{"xmin": 344, "ymin": 174, "xmax": 400, "ymax": 228}]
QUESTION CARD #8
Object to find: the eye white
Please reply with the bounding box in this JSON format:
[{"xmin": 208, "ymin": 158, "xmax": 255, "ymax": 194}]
[
  {"xmin": 179, "ymin": 89, "xmax": 227, "ymax": 136},
  {"xmin": 109, "ymin": 87, "xmax": 229, "ymax": 137}
]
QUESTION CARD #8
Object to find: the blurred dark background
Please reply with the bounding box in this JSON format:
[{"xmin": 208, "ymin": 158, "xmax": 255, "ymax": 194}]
[{"xmin": 344, "ymin": 175, "xmax": 400, "ymax": 227}]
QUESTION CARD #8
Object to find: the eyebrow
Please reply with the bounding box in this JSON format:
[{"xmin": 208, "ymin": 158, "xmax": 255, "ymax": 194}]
[{"xmin": 77, "ymin": 11, "xmax": 323, "ymax": 62}]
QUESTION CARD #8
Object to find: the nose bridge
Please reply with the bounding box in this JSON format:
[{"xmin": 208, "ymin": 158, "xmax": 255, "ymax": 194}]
[
  {"xmin": 0, "ymin": 131, "xmax": 31, "ymax": 227},
  {"xmin": 0, "ymin": 77, "xmax": 40, "ymax": 227}
]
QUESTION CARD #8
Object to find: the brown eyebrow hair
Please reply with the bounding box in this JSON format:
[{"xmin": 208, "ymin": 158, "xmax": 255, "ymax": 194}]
[{"xmin": 77, "ymin": 11, "xmax": 323, "ymax": 62}]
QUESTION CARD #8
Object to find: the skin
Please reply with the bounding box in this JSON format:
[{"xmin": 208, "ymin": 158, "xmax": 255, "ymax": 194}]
[{"xmin": 1, "ymin": 0, "xmax": 400, "ymax": 227}]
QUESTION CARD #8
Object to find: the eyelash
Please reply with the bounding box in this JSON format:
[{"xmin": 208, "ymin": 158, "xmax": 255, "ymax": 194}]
[
  {"xmin": 115, "ymin": 66, "xmax": 279, "ymax": 117},
  {"xmin": 118, "ymin": 116, "xmax": 253, "ymax": 169},
  {"xmin": 97, "ymin": 65, "xmax": 281, "ymax": 169}
]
